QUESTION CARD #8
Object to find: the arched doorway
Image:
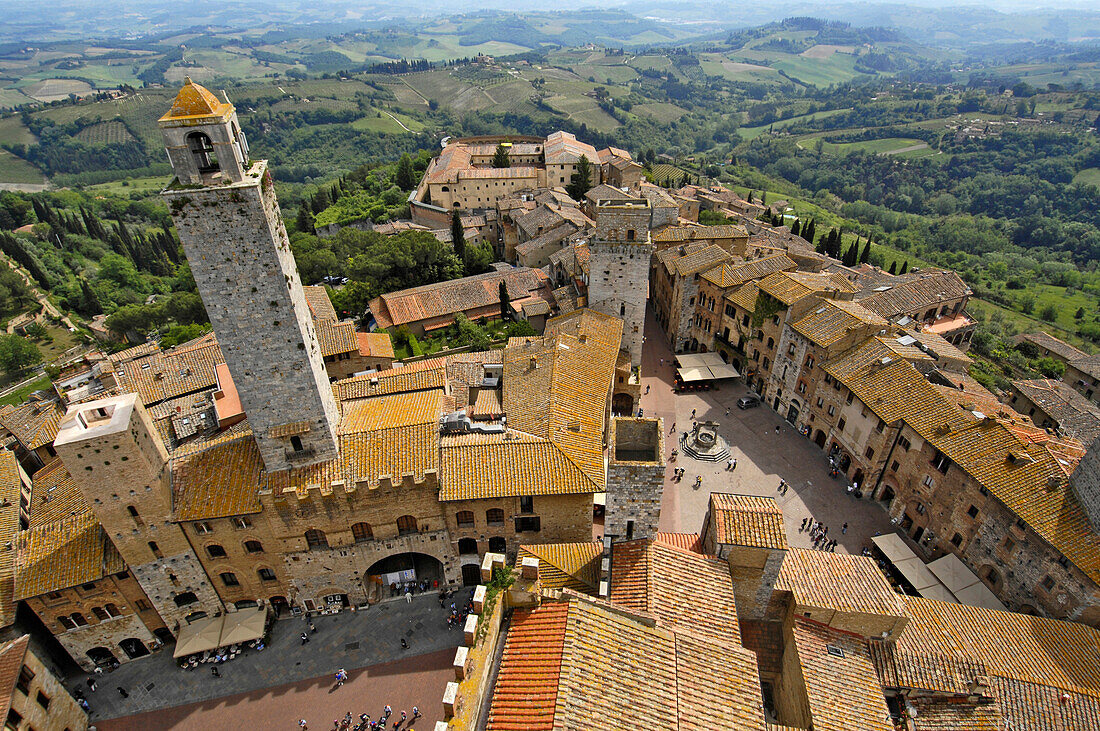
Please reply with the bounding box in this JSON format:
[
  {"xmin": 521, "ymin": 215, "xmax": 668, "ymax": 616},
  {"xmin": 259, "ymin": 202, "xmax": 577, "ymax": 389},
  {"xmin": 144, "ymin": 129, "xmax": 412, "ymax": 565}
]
[
  {"xmin": 153, "ymin": 628, "xmax": 174, "ymax": 644},
  {"xmin": 852, "ymin": 469, "xmax": 865, "ymax": 487},
  {"xmin": 87, "ymin": 647, "xmax": 118, "ymax": 669},
  {"xmin": 489, "ymin": 536, "xmax": 507, "ymax": 553},
  {"xmin": 612, "ymin": 393, "xmax": 633, "ymax": 416},
  {"xmin": 461, "ymin": 564, "xmax": 482, "ymax": 586},
  {"xmin": 458, "ymin": 538, "xmax": 478, "ymax": 555},
  {"xmin": 878, "ymin": 484, "xmax": 896, "ymax": 507},
  {"xmin": 119, "ymin": 638, "xmax": 149, "ymax": 659},
  {"xmin": 786, "ymin": 402, "xmax": 800, "ymax": 425},
  {"xmin": 838, "ymin": 453, "xmax": 851, "ymax": 472},
  {"xmin": 270, "ymin": 596, "xmax": 289, "ymax": 616},
  {"xmin": 367, "ymin": 552, "xmax": 445, "ymax": 591},
  {"xmin": 813, "ymin": 430, "xmax": 826, "ymax": 448}
]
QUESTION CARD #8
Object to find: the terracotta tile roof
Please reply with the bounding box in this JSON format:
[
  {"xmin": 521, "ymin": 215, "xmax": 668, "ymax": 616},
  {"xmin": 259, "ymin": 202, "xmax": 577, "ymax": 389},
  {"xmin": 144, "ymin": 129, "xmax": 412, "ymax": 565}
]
[
  {"xmin": 313, "ymin": 319, "xmax": 358, "ymax": 357},
  {"xmin": 776, "ymin": 548, "xmax": 907, "ymax": 618},
  {"xmin": 543, "ymin": 130, "xmax": 598, "ymax": 165},
  {"xmin": 27, "ymin": 459, "xmax": 88, "ymax": 528},
  {"xmin": 0, "ymin": 635, "xmax": 30, "ymax": 723},
  {"xmin": 486, "ymin": 600, "xmax": 569, "ymax": 731},
  {"xmin": 856, "ymin": 269, "xmax": 971, "ymax": 319},
  {"xmin": 792, "ymin": 299, "xmax": 887, "ymax": 347},
  {"xmin": 471, "ymin": 387, "xmax": 503, "ymax": 420},
  {"xmin": 701, "ymin": 254, "xmax": 796, "ymax": 288},
  {"xmin": 332, "ymin": 359, "xmax": 446, "ymax": 402},
  {"xmin": 0, "ymin": 400, "xmax": 64, "ymax": 450},
  {"xmin": 368, "ymin": 268, "xmax": 549, "ymax": 329},
  {"xmin": 584, "ymin": 184, "xmax": 634, "ymax": 203},
  {"xmin": 792, "ymin": 617, "xmax": 894, "ymax": 731},
  {"xmin": 991, "ymin": 676, "xmax": 1100, "ymax": 730},
  {"xmin": 1069, "ymin": 353, "xmax": 1100, "ymax": 381},
  {"xmin": 0, "ymin": 453, "xmax": 20, "ymax": 628},
  {"xmin": 439, "ymin": 431, "xmax": 595, "ymax": 500},
  {"xmin": 356, "ymin": 332, "xmax": 394, "ymax": 359},
  {"xmin": 116, "ymin": 340, "xmax": 223, "ymax": 406},
  {"xmin": 340, "ymin": 389, "xmax": 442, "ymax": 435},
  {"xmin": 301, "ymin": 285, "xmax": 337, "ymax": 322},
  {"xmin": 886, "ymin": 596, "xmax": 1100, "ymax": 704},
  {"xmin": 656, "ymin": 240, "xmax": 710, "ymax": 270},
  {"xmin": 1014, "ymin": 331, "xmax": 1088, "ymax": 362},
  {"xmin": 709, "ymin": 493, "xmax": 787, "ymax": 549},
  {"xmin": 655, "ymin": 531, "xmax": 703, "ymax": 553},
  {"xmin": 159, "ymin": 78, "xmax": 232, "ymax": 123},
  {"xmin": 171, "ymin": 435, "xmax": 265, "ymax": 521},
  {"xmin": 13, "ymin": 510, "xmax": 125, "ymax": 599},
  {"xmin": 518, "ymin": 541, "xmax": 601, "ymax": 593},
  {"xmin": 489, "ymin": 593, "xmax": 765, "ymax": 731},
  {"xmin": 499, "ymin": 309, "xmax": 622, "ymax": 492},
  {"xmin": 609, "ymin": 540, "xmax": 740, "ymax": 646},
  {"xmin": 105, "ymin": 341, "xmax": 159, "ymax": 368}
]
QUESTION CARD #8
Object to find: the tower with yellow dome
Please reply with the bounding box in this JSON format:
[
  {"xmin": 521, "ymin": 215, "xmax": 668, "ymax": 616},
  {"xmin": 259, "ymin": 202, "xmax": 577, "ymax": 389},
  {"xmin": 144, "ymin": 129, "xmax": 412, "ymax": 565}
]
[{"xmin": 159, "ymin": 79, "xmax": 340, "ymax": 472}]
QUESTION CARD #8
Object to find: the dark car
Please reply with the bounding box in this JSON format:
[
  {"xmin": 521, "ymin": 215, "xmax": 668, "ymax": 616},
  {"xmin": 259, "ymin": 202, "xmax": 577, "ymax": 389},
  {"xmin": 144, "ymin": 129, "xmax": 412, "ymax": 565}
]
[{"xmin": 737, "ymin": 394, "xmax": 762, "ymax": 409}]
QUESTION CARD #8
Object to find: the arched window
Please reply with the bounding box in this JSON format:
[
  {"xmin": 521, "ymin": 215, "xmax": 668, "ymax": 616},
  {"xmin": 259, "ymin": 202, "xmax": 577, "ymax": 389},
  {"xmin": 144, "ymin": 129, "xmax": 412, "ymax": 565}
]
[
  {"xmin": 206, "ymin": 544, "xmax": 227, "ymax": 558},
  {"xmin": 489, "ymin": 536, "xmax": 507, "ymax": 553},
  {"xmin": 92, "ymin": 606, "xmax": 109, "ymax": 621},
  {"xmin": 455, "ymin": 511, "xmax": 474, "ymax": 527},
  {"xmin": 244, "ymin": 540, "xmax": 263, "ymax": 554},
  {"xmin": 71, "ymin": 612, "xmax": 88, "ymax": 627},
  {"xmin": 258, "ymin": 568, "xmax": 277, "ymax": 582},
  {"xmin": 458, "ymin": 538, "xmax": 478, "ymax": 555},
  {"xmin": 305, "ymin": 529, "xmax": 328, "ymax": 550},
  {"xmin": 58, "ymin": 616, "xmax": 77, "ymax": 630},
  {"xmin": 220, "ymin": 572, "xmax": 239, "ymax": 587},
  {"xmin": 104, "ymin": 603, "xmax": 120, "ymax": 617},
  {"xmin": 396, "ymin": 515, "xmax": 418, "ymax": 536},
  {"xmin": 486, "ymin": 508, "xmax": 504, "ymax": 526},
  {"xmin": 351, "ymin": 522, "xmax": 373, "ymax": 543},
  {"xmin": 187, "ymin": 131, "xmax": 218, "ymax": 172},
  {"xmin": 127, "ymin": 505, "xmax": 139, "ymax": 518}
]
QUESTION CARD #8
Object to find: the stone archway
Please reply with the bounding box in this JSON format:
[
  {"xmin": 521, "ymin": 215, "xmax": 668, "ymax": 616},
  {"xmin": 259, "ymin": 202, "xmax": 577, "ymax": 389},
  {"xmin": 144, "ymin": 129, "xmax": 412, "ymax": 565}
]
[
  {"xmin": 87, "ymin": 647, "xmax": 118, "ymax": 669},
  {"xmin": 120, "ymin": 638, "xmax": 149, "ymax": 660},
  {"xmin": 813, "ymin": 430, "xmax": 826, "ymax": 448},
  {"xmin": 367, "ymin": 552, "xmax": 445, "ymax": 592},
  {"xmin": 612, "ymin": 392, "xmax": 634, "ymax": 416}
]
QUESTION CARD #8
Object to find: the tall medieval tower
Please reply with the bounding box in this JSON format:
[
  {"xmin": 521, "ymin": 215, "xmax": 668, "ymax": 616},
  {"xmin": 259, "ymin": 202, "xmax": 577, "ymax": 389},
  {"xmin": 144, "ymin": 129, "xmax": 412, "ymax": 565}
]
[
  {"xmin": 54, "ymin": 394, "xmax": 223, "ymax": 630},
  {"xmin": 159, "ymin": 79, "xmax": 339, "ymax": 472},
  {"xmin": 587, "ymin": 198, "xmax": 654, "ymax": 368}
]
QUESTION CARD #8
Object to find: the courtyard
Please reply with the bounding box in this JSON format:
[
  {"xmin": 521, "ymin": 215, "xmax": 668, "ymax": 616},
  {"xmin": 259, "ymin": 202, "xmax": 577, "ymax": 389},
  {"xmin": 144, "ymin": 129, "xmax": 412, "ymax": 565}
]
[
  {"xmin": 77, "ymin": 590, "xmax": 469, "ymax": 729},
  {"xmin": 639, "ymin": 306, "xmax": 896, "ymax": 554}
]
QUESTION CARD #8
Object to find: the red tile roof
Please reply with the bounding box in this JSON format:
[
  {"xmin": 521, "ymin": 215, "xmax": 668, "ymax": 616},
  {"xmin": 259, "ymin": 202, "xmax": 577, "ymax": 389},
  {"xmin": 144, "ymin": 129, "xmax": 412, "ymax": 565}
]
[{"xmin": 486, "ymin": 600, "xmax": 569, "ymax": 731}]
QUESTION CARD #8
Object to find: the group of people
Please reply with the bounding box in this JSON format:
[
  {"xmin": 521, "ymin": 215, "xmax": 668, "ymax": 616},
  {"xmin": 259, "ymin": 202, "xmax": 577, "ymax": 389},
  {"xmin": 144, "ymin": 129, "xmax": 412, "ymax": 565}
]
[
  {"xmin": 389, "ymin": 579, "xmax": 434, "ymax": 598},
  {"xmin": 443, "ymin": 591, "xmax": 472, "ymax": 629},
  {"xmin": 800, "ymin": 518, "xmax": 846, "ymax": 552},
  {"xmin": 300, "ymin": 705, "xmax": 422, "ymax": 731}
]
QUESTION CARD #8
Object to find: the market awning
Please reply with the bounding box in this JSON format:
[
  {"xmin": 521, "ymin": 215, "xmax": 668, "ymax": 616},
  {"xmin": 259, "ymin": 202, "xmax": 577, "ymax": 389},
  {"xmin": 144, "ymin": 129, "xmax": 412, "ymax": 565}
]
[
  {"xmin": 871, "ymin": 533, "xmax": 955, "ymax": 599},
  {"xmin": 174, "ymin": 615, "xmax": 225, "ymax": 658},
  {"xmin": 219, "ymin": 606, "xmax": 269, "ymax": 646},
  {"xmin": 675, "ymin": 352, "xmax": 740, "ymax": 381},
  {"xmin": 928, "ymin": 554, "xmax": 1007, "ymax": 612}
]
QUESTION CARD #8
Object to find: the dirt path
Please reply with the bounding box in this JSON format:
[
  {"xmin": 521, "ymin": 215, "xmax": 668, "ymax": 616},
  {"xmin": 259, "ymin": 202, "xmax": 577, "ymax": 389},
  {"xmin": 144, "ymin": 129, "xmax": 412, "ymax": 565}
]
[
  {"xmin": 381, "ymin": 110, "xmax": 413, "ymax": 132},
  {"xmin": 884, "ymin": 142, "xmax": 929, "ymax": 156}
]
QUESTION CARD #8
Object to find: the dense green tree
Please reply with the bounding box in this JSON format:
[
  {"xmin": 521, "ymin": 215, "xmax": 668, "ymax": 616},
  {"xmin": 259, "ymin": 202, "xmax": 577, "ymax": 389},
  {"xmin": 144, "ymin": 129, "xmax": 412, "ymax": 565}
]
[
  {"xmin": 0, "ymin": 334, "xmax": 42, "ymax": 376},
  {"xmin": 395, "ymin": 152, "xmax": 417, "ymax": 189},
  {"xmin": 451, "ymin": 210, "xmax": 466, "ymax": 263},
  {"xmin": 499, "ymin": 280, "xmax": 511, "ymax": 321},
  {"xmin": 567, "ymin": 155, "xmax": 593, "ymax": 200},
  {"xmin": 492, "ymin": 144, "xmax": 511, "ymax": 169}
]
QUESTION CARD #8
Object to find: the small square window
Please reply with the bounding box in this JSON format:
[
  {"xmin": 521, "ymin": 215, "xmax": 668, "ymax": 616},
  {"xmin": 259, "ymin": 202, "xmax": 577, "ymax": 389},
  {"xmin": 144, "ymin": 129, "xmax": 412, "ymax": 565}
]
[
  {"xmin": 36, "ymin": 691, "xmax": 49, "ymax": 710},
  {"xmin": 838, "ymin": 418, "xmax": 846, "ymax": 432},
  {"xmin": 1003, "ymin": 536, "xmax": 1016, "ymax": 551},
  {"xmin": 864, "ymin": 446, "xmax": 875, "ymax": 459},
  {"xmin": 950, "ymin": 533, "xmax": 962, "ymax": 547},
  {"xmin": 1057, "ymin": 555, "xmax": 1069, "ymax": 568},
  {"xmin": 967, "ymin": 505, "xmax": 979, "ymax": 519},
  {"xmin": 890, "ymin": 460, "xmax": 899, "ymax": 472},
  {"xmin": 1041, "ymin": 575, "xmax": 1055, "ymax": 591}
]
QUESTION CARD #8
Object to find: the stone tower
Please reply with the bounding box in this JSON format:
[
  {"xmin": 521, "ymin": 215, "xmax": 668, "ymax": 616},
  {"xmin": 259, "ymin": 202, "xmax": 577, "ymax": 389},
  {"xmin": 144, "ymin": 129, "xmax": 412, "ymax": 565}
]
[
  {"xmin": 588, "ymin": 198, "xmax": 654, "ymax": 367},
  {"xmin": 159, "ymin": 79, "xmax": 339, "ymax": 472},
  {"xmin": 1071, "ymin": 434, "xmax": 1100, "ymax": 531},
  {"xmin": 54, "ymin": 394, "xmax": 223, "ymax": 630},
  {"xmin": 600, "ymin": 416, "xmax": 664, "ymax": 595}
]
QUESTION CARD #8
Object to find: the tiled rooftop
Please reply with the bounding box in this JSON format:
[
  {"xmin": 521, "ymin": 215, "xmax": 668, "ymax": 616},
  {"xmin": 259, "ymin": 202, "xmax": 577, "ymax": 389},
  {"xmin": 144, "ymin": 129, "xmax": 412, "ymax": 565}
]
[
  {"xmin": 517, "ymin": 541, "xmax": 601, "ymax": 593},
  {"xmin": 116, "ymin": 338, "xmax": 223, "ymax": 406},
  {"xmin": 302, "ymin": 285, "xmax": 337, "ymax": 322},
  {"xmin": 13, "ymin": 510, "xmax": 125, "ymax": 599},
  {"xmin": 368, "ymin": 268, "xmax": 549, "ymax": 329},
  {"xmin": 0, "ymin": 453, "xmax": 20, "ymax": 628},
  {"xmin": 776, "ymin": 548, "xmax": 906, "ymax": 618},
  {"xmin": 709, "ymin": 493, "xmax": 788, "ymax": 550},
  {"xmin": 27, "ymin": 459, "xmax": 87, "ymax": 528},
  {"xmin": 0, "ymin": 399, "xmax": 65, "ymax": 450},
  {"xmin": 701, "ymin": 254, "xmax": 796, "ymax": 288},
  {"xmin": 792, "ymin": 299, "xmax": 887, "ymax": 347}
]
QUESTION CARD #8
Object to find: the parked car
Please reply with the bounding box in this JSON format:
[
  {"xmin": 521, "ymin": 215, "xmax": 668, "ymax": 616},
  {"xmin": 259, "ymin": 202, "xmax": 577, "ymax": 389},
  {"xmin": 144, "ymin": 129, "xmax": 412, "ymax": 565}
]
[{"xmin": 737, "ymin": 394, "xmax": 762, "ymax": 409}]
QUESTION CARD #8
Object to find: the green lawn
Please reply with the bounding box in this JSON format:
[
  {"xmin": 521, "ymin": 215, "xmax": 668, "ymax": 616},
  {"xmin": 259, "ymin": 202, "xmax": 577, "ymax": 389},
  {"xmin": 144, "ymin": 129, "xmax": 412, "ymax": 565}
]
[
  {"xmin": 820, "ymin": 137, "xmax": 929, "ymax": 155},
  {"xmin": 0, "ymin": 374, "xmax": 50, "ymax": 406},
  {"xmin": 351, "ymin": 111, "xmax": 423, "ymax": 134},
  {"xmin": 738, "ymin": 108, "xmax": 851, "ymax": 139},
  {"xmin": 1073, "ymin": 168, "xmax": 1100, "ymax": 187},
  {"xmin": 33, "ymin": 324, "xmax": 80, "ymax": 363},
  {"xmin": 0, "ymin": 150, "xmax": 45, "ymax": 185},
  {"xmin": 86, "ymin": 175, "xmax": 171, "ymax": 196}
]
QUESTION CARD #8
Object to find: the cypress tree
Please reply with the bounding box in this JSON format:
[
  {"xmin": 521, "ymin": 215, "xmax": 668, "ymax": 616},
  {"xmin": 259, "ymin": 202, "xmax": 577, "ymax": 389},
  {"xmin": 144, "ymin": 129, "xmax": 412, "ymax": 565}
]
[
  {"xmin": 499, "ymin": 280, "xmax": 511, "ymax": 321},
  {"xmin": 791, "ymin": 219, "xmax": 800, "ymax": 236},
  {"xmin": 451, "ymin": 210, "xmax": 466, "ymax": 264},
  {"xmin": 888, "ymin": 261, "xmax": 897, "ymax": 275},
  {"xmin": 860, "ymin": 238, "xmax": 871, "ymax": 264},
  {"xmin": 900, "ymin": 260, "xmax": 909, "ymax": 274}
]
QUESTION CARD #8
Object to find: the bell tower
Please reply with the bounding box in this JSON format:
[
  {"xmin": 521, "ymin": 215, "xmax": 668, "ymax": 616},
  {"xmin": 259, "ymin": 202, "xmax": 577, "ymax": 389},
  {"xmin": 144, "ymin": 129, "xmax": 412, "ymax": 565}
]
[{"xmin": 159, "ymin": 79, "xmax": 339, "ymax": 472}]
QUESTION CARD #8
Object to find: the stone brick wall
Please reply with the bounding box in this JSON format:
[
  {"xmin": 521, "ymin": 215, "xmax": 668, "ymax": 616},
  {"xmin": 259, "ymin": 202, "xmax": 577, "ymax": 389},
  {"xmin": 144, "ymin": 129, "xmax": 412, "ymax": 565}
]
[
  {"xmin": 131, "ymin": 551, "xmax": 224, "ymax": 631},
  {"xmin": 588, "ymin": 237, "xmax": 653, "ymax": 367},
  {"xmin": 44, "ymin": 611, "xmax": 157, "ymax": 673},
  {"xmin": 604, "ymin": 418, "xmax": 664, "ymax": 544},
  {"xmin": 164, "ymin": 162, "xmax": 340, "ymax": 472},
  {"xmin": 1070, "ymin": 436, "xmax": 1100, "ymax": 531},
  {"xmin": 10, "ymin": 644, "xmax": 89, "ymax": 730}
]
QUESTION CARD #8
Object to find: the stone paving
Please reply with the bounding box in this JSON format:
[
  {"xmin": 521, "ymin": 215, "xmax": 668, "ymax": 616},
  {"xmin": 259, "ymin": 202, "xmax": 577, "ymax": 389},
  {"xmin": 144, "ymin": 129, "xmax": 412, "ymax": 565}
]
[
  {"xmin": 639, "ymin": 306, "xmax": 895, "ymax": 554},
  {"xmin": 79, "ymin": 590, "xmax": 471, "ymax": 724}
]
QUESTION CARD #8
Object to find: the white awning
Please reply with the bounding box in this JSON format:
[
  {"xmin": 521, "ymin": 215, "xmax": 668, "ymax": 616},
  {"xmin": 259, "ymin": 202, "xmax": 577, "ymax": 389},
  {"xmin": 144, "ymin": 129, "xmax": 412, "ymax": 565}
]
[
  {"xmin": 928, "ymin": 554, "xmax": 1007, "ymax": 612},
  {"xmin": 676, "ymin": 352, "xmax": 740, "ymax": 382},
  {"xmin": 219, "ymin": 606, "xmax": 269, "ymax": 646},
  {"xmin": 870, "ymin": 534, "xmax": 912, "ymax": 563},
  {"xmin": 174, "ymin": 615, "xmax": 225, "ymax": 658}
]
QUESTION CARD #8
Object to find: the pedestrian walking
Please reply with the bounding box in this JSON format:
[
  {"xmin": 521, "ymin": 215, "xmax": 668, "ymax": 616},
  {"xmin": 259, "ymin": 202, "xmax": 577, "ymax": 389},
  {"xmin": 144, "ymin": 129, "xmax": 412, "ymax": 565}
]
[
  {"xmin": 401, "ymin": 711, "xmax": 407, "ymax": 723},
  {"xmin": 301, "ymin": 632, "xmax": 310, "ymax": 645},
  {"xmin": 86, "ymin": 678, "xmax": 97, "ymax": 692},
  {"xmin": 726, "ymin": 459, "xmax": 733, "ymax": 471},
  {"xmin": 211, "ymin": 666, "xmax": 220, "ymax": 678},
  {"xmin": 670, "ymin": 422, "xmax": 676, "ymax": 434},
  {"xmin": 401, "ymin": 637, "xmax": 409, "ymax": 649},
  {"xmin": 731, "ymin": 458, "xmax": 737, "ymax": 471},
  {"xmin": 310, "ymin": 622, "xmax": 317, "ymax": 633},
  {"xmin": 842, "ymin": 522, "xmax": 848, "ymax": 535},
  {"xmin": 725, "ymin": 408, "xmax": 730, "ymax": 417},
  {"xmin": 800, "ymin": 518, "xmax": 808, "ymax": 532},
  {"xmin": 117, "ymin": 686, "xmax": 128, "ymax": 698},
  {"xmin": 690, "ymin": 408, "xmax": 696, "ymax": 419},
  {"xmin": 775, "ymin": 425, "xmax": 781, "ymax": 435},
  {"xmin": 412, "ymin": 707, "xmax": 421, "ymax": 720},
  {"xmin": 300, "ymin": 720, "xmax": 308, "ymax": 730},
  {"xmin": 645, "ymin": 385, "xmax": 650, "ymax": 394},
  {"xmin": 404, "ymin": 590, "xmax": 412, "ymax": 604}
]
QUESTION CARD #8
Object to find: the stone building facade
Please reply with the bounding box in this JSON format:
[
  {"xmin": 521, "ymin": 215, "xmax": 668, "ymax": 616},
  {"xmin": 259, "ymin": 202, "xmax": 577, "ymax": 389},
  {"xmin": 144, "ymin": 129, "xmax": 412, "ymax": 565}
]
[
  {"xmin": 587, "ymin": 199, "xmax": 655, "ymax": 368},
  {"xmin": 0, "ymin": 635, "xmax": 89, "ymax": 731},
  {"xmin": 603, "ymin": 418, "xmax": 665, "ymax": 545}
]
